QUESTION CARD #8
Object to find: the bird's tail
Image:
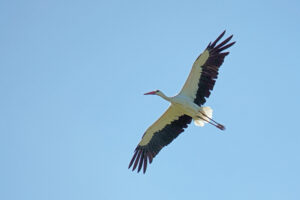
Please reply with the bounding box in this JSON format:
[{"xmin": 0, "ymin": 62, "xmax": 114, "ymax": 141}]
[
  {"xmin": 194, "ymin": 106, "xmax": 225, "ymax": 130},
  {"xmin": 194, "ymin": 107, "xmax": 213, "ymax": 127}
]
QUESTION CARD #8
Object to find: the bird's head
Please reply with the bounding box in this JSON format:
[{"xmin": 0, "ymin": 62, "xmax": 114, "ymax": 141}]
[{"xmin": 144, "ymin": 90, "xmax": 161, "ymax": 96}]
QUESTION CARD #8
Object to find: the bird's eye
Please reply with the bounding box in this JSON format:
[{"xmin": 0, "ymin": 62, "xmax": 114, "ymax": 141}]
[{"xmin": 156, "ymin": 90, "xmax": 160, "ymax": 92}]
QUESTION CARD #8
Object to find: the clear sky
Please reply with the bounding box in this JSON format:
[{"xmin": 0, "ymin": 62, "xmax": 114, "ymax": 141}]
[{"xmin": 1, "ymin": 0, "xmax": 300, "ymax": 200}]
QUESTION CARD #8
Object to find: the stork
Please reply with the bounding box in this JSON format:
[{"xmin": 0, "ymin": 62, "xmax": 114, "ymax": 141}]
[{"xmin": 129, "ymin": 31, "xmax": 235, "ymax": 173}]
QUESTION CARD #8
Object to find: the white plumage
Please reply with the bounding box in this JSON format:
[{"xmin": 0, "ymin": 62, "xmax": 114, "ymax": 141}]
[
  {"xmin": 129, "ymin": 31, "xmax": 235, "ymax": 173},
  {"xmin": 194, "ymin": 106, "xmax": 213, "ymax": 127}
]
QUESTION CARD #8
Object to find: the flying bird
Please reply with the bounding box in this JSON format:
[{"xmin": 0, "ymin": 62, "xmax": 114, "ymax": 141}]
[{"xmin": 129, "ymin": 31, "xmax": 235, "ymax": 173}]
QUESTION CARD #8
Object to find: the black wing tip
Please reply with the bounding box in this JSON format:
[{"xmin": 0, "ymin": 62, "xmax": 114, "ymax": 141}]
[
  {"xmin": 208, "ymin": 31, "xmax": 235, "ymax": 51},
  {"xmin": 128, "ymin": 115, "xmax": 192, "ymax": 174},
  {"xmin": 128, "ymin": 146, "xmax": 151, "ymax": 174},
  {"xmin": 128, "ymin": 148, "xmax": 138, "ymax": 169},
  {"xmin": 209, "ymin": 30, "xmax": 226, "ymax": 48},
  {"xmin": 194, "ymin": 31, "xmax": 235, "ymax": 106}
]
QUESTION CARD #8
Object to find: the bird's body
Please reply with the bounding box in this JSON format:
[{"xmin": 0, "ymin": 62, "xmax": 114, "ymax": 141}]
[
  {"xmin": 158, "ymin": 92, "xmax": 197, "ymax": 116},
  {"xmin": 129, "ymin": 31, "xmax": 235, "ymax": 173},
  {"xmin": 165, "ymin": 93, "xmax": 201, "ymax": 120}
]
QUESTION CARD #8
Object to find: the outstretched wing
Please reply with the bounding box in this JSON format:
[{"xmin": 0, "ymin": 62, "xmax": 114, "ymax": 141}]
[
  {"xmin": 179, "ymin": 31, "xmax": 235, "ymax": 105},
  {"xmin": 128, "ymin": 106, "xmax": 192, "ymax": 173}
]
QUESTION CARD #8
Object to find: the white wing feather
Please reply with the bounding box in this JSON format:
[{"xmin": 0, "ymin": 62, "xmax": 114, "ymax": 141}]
[
  {"xmin": 179, "ymin": 50, "xmax": 210, "ymax": 99},
  {"xmin": 139, "ymin": 106, "xmax": 183, "ymax": 146}
]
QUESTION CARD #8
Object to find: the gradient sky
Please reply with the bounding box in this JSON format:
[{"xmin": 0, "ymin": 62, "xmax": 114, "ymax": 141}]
[{"xmin": 1, "ymin": 0, "xmax": 300, "ymax": 200}]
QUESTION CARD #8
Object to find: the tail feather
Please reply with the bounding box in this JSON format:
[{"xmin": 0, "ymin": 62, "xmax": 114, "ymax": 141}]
[{"xmin": 194, "ymin": 106, "xmax": 213, "ymax": 127}]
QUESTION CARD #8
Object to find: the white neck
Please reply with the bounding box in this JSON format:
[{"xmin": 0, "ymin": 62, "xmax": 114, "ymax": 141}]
[{"xmin": 157, "ymin": 91, "xmax": 171, "ymax": 102}]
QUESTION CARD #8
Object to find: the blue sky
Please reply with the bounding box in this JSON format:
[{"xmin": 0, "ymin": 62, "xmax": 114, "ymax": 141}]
[{"xmin": 1, "ymin": 0, "xmax": 300, "ymax": 199}]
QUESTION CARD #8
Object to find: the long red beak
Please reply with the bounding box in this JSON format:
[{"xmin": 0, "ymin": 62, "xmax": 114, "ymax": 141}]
[{"xmin": 144, "ymin": 91, "xmax": 157, "ymax": 95}]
